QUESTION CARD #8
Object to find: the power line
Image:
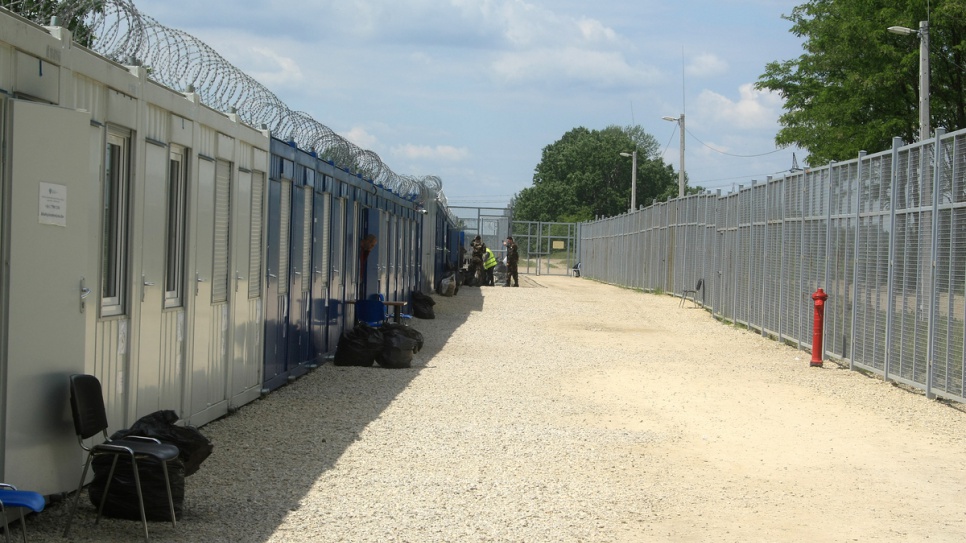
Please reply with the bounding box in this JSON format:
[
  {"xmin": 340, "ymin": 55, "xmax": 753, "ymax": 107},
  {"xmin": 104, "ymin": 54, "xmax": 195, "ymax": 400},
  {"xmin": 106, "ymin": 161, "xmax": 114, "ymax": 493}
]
[{"xmin": 685, "ymin": 128, "xmax": 785, "ymax": 158}]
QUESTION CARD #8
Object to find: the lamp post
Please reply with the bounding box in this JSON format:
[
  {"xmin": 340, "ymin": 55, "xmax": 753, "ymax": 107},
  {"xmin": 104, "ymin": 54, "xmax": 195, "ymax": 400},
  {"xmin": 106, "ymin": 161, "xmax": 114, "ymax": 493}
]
[
  {"xmin": 662, "ymin": 114, "xmax": 686, "ymax": 197},
  {"xmin": 888, "ymin": 21, "xmax": 929, "ymax": 140},
  {"xmin": 619, "ymin": 150, "xmax": 637, "ymax": 211}
]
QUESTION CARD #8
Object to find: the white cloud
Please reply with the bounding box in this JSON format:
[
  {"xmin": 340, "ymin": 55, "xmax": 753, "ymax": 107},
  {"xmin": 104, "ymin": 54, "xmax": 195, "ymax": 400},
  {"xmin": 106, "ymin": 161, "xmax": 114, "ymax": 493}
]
[
  {"xmin": 246, "ymin": 47, "xmax": 304, "ymax": 88},
  {"xmin": 491, "ymin": 48, "xmax": 658, "ymax": 88},
  {"xmin": 342, "ymin": 127, "xmax": 380, "ymax": 149},
  {"xmin": 392, "ymin": 144, "xmax": 471, "ymax": 161},
  {"xmin": 694, "ymin": 83, "xmax": 784, "ymax": 130},
  {"xmin": 686, "ymin": 53, "xmax": 729, "ymax": 78}
]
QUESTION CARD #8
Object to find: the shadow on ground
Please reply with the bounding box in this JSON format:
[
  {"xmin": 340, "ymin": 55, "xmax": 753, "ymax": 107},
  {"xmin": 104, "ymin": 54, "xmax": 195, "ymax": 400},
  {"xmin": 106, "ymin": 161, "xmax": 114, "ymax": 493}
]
[{"xmin": 24, "ymin": 287, "xmax": 484, "ymax": 543}]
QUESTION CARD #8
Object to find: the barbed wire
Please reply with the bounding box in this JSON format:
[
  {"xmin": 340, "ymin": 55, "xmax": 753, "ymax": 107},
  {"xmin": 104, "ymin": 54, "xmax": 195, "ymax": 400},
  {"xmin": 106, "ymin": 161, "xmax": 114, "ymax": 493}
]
[{"xmin": 1, "ymin": 0, "xmax": 448, "ymax": 205}]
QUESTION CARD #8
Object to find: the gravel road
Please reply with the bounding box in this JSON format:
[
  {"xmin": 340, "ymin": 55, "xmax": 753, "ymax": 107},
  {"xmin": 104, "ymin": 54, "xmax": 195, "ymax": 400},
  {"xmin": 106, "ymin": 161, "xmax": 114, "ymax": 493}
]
[{"xmin": 24, "ymin": 275, "xmax": 966, "ymax": 542}]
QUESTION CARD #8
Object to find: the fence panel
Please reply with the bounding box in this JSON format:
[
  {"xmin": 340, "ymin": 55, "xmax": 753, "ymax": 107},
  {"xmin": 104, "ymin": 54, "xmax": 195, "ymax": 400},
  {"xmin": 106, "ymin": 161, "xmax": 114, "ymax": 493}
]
[
  {"xmin": 577, "ymin": 127, "xmax": 966, "ymax": 404},
  {"xmin": 933, "ymin": 134, "xmax": 966, "ymax": 400}
]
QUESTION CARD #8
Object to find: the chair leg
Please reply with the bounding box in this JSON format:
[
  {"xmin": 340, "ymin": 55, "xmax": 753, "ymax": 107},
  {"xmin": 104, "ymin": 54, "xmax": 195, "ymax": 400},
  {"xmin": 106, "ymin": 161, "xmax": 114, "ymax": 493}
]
[
  {"xmin": 160, "ymin": 461, "xmax": 177, "ymax": 528},
  {"xmin": 63, "ymin": 454, "xmax": 95, "ymax": 538},
  {"xmin": 18, "ymin": 509, "xmax": 27, "ymax": 543},
  {"xmin": 128, "ymin": 456, "xmax": 150, "ymax": 543},
  {"xmin": 95, "ymin": 456, "xmax": 122, "ymax": 525},
  {"xmin": 1, "ymin": 502, "xmax": 8, "ymax": 543}
]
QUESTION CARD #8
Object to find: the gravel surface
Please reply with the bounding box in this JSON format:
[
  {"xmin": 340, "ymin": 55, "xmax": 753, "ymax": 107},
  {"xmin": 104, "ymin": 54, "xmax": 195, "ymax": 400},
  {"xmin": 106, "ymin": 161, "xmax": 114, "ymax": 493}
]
[{"xmin": 22, "ymin": 275, "xmax": 966, "ymax": 542}]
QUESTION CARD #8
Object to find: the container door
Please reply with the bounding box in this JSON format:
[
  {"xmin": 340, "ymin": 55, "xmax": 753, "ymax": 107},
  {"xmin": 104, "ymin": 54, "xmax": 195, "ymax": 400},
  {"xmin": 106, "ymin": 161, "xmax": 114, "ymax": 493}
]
[
  {"xmin": 262, "ymin": 178, "xmax": 290, "ymax": 390},
  {"xmin": 187, "ymin": 158, "xmax": 216, "ymax": 422},
  {"xmin": 135, "ymin": 142, "xmax": 175, "ymax": 419},
  {"xmin": 311, "ymin": 191, "xmax": 330, "ymax": 356},
  {"xmin": 287, "ymin": 185, "xmax": 308, "ymax": 370},
  {"xmin": 328, "ymin": 197, "xmax": 345, "ymax": 343},
  {"xmin": 2, "ymin": 99, "xmax": 93, "ymax": 494}
]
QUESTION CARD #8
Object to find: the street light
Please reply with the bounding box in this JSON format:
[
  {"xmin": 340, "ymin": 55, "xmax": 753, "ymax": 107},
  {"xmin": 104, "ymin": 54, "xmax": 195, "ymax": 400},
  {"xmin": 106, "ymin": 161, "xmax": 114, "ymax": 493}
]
[
  {"xmin": 662, "ymin": 114, "xmax": 685, "ymax": 197},
  {"xmin": 619, "ymin": 150, "xmax": 637, "ymax": 211},
  {"xmin": 888, "ymin": 20, "xmax": 929, "ymax": 140}
]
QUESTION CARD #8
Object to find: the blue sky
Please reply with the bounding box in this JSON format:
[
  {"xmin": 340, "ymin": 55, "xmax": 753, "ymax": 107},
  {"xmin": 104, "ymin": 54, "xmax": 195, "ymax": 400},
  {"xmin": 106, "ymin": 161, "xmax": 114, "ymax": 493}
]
[{"xmin": 131, "ymin": 0, "xmax": 807, "ymax": 207}]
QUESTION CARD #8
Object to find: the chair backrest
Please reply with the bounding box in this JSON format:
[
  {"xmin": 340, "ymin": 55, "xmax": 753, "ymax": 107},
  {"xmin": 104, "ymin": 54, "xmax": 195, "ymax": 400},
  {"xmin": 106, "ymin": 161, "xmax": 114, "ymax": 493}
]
[
  {"xmin": 68, "ymin": 374, "xmax": 110, "ymax": 440},
  {"xmin": 355, "ymin": 299, "xmax": 385, "ymax": 324},
  {"xmin": 695, "ymin": 278, "xmax": 704, "ymax": 291}
]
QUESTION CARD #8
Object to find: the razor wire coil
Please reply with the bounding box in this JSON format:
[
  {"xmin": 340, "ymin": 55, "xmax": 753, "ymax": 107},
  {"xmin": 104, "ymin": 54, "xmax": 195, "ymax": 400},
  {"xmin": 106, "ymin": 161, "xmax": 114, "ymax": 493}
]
[{"xmin": 1, "ymin": 0, "xmax": 445, "ymax": 202}]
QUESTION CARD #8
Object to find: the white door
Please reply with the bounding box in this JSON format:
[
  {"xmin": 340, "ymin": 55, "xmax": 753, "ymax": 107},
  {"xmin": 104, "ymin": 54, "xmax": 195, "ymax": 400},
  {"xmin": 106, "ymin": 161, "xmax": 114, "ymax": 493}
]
[
  {"xmin": 2, "ymin": 99, "xmax": 93, "ymax": 494},
  {"xmin": 135, "ymin": 142, "xmax": 168, "ymax": 418}
]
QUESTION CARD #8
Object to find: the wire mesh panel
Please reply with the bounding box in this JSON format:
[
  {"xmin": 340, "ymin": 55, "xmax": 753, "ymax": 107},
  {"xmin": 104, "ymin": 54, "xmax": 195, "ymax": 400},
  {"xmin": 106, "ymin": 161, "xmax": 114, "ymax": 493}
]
[
  {"xmin": 763, "ymin": 177, "xmax": 785, "ymax": 337},
  {"xmin": 734, "ymin": 186, "xmax": 753, "ymax": 326},
  {"xmin": 890, "ymin": 144, "xmax": 934, "ymax": 386},
  {"xmin": 932, "ymin": 133, "xmax": 966, "ymax": 401},
  {"xmin": 700, "ymin": 195, "xmax": 717, "ymax": 310},
  {"xmin": 801, "ymin": 169, "xmax": 830, "ymax": 351},
  {"xmin": 749, "ymin": 182, "xmax": 768, "ymax": 330},
  {"xmin": 714, "ymin": 194, "xmax": 738, "ymax": 321},
  {"xmin": 782, "ymin": 175, "xmax": 804, "ymax": 346},
  {"xmin": 852, "ymin": 152, "xmax": 893, "ymax": 374},
  {"xmin": 826, "ymin": 162, "xmax": 858, "ymax": 360}
]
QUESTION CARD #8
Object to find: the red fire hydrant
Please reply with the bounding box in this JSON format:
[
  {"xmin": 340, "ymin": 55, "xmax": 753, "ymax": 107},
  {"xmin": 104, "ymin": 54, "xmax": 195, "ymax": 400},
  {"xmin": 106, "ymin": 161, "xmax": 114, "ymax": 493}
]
[{"xmin": 810, "ymin": 288, "xmax": 828, "ymax": 367}]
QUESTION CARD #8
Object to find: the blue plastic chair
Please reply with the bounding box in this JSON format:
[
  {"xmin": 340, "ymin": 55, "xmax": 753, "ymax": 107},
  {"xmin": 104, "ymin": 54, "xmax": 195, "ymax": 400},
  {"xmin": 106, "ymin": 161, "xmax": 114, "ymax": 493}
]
[
  {"xmin": 0, "ymin": 483, "xmax": 45, "ymax": 543},
  {"xmin": 376, "ymin": 294, "xmax": 412, "ymax": 322},
  {"xmin": 355, "ymin": 299, "xmax": 387, "ymax": 327}
]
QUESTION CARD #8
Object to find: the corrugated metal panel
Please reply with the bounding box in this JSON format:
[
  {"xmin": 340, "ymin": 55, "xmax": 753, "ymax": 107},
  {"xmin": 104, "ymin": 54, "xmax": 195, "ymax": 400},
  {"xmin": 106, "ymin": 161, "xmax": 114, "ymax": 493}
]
[
  {"xmin": 212, "ymin": 159, "xmax": 232, "ymax": 303},
  {"xmin": 248, "ymin": 171, "xmax": 264, "ymax": 299},
  {"xmin": 318, "ymin": 193, "xmax": 331, "ymax": 287},
  {"xmin": 302, "ymin": 186, "xmax": 313, "ymax": 293},
  {"xmin": 278, "ymin": 180, "xmax": 291, "ymax": 296}
]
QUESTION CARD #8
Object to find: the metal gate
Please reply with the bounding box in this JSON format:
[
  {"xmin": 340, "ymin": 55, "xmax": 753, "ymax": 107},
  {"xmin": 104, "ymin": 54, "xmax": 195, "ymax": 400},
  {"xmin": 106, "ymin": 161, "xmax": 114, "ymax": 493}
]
[{"xmin": 511, "ymin": 221, "xmax": 579, "ymax": 276}]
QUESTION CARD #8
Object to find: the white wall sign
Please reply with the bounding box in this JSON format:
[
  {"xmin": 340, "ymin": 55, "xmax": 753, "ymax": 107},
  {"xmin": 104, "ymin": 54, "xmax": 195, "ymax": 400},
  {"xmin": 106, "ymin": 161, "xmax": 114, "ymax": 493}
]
[{"xmin": 39, "ymin": 182, "xmax": 67, "ymax": 227}]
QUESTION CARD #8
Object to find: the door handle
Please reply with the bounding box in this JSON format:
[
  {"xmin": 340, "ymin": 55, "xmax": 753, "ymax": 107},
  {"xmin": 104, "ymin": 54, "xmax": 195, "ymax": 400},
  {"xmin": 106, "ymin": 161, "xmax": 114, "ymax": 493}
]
[
  {"xmin": 141, "ymin": 275, "xmax": 156, "ymax": 302},
  {"xmin": 79, "ymin": 278, "xmax": 91, "ymax": 313}
]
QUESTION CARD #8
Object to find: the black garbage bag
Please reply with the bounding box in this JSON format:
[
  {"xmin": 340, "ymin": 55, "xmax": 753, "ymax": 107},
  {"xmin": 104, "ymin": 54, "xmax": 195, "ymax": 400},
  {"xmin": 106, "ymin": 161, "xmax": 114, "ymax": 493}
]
[
  {"xmin": 376, "ymin": 324, "xmax": 424, "ymax": 368},
  {"xmin": 411, "ymin": 290, "xmax": 436, "ymax": 319},
  {"xmin": 123, "ymin": 410, "xmax": 213, "ymax": 476},
  {"xmin": 334, "ymin": 324, "xmax": 383, "ymax": 366},
  {"xmin": 89, "ymin": 453, "xmax": 186, "ymax": 521}
]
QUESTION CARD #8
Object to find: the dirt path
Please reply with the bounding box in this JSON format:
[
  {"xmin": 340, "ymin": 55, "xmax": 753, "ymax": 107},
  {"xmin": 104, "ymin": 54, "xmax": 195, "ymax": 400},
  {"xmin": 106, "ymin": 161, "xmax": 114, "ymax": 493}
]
[
  {"xmin": 539, "ymin": 275, "xmax": 966, "ymax": 542},
  {"xmin": 28, "ymin": 274, "xmax": 966, "ymax": 542}
]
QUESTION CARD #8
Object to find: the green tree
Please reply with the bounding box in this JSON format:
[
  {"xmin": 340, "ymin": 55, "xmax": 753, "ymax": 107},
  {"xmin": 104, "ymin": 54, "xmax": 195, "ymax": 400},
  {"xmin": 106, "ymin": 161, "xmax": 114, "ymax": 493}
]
[
  {"xmin": 1, "ymin": 1, "xmax": 103, "ymax": 47},
  {"xmin": 513, "ymin": 125, "xmax": 678, "ymax": 222},
  {"xmin": 756, "ymin": 0, "xmax": 966, "ymax": 165}
]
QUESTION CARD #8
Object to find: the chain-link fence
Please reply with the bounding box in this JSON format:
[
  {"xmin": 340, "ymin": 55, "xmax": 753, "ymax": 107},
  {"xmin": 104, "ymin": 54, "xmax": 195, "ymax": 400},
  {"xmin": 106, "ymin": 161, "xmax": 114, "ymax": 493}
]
[{"xmin": 578, "ymin": 129, "xmax": 966, "ymax": 404}]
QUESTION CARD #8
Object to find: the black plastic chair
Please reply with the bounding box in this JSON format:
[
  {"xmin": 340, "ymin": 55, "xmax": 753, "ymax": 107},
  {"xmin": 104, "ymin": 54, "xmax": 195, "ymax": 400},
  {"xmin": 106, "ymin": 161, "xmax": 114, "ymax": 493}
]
[
  {"xmin": 63, "ymin": 374, "xmax": 179, "ymax": 542},
  {"xmin": 0, "ymin": 483, "xmax": 45, "ymax": 543},
  {"xmin": 680, "ymin": 278, "xmax": 703, "ymax": 307}
]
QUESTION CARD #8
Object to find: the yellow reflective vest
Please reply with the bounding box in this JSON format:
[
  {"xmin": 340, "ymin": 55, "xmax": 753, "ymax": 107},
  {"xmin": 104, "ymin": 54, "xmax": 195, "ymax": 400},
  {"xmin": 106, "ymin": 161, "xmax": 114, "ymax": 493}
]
[{"xmin": 483, "ymin": 248, "xmax": 497, "ymax": 270}]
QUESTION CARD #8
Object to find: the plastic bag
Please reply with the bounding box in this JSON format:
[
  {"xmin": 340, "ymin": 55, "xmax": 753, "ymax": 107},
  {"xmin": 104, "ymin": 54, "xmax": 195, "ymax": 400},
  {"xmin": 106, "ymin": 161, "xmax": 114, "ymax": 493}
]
[
  {"xmin": 89, "ymin": 454, "xmax": 185, "ymax": 520},
  {"xmin": 412, "ymin": 290, "xmax": 436, "ymax": 319},
  {"xmin": 334, "ymin": 324, "xmax": 384, "ymax": 366},
  {"xmin": 438, "ymin": 274, "xmax": 456, "ymax": 297},
  {"xmin": 376, "ymin": 324, "xmax": 424, "ymax": 368},
  {"xmin": 123, "ymin": 409, "xmax": 213, "ymax": 476}
]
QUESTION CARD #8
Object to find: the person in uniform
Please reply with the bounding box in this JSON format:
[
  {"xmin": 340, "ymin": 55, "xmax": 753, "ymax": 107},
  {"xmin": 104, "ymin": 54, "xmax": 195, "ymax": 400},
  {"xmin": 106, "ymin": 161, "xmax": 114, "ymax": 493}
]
[
  {"xmin": 468, "ymin": 235, "xmax": 486, "ymax": 286},
  {"xmin": 483, "ymin": 246, "xmax": 497, "ymax": 286},
  {"xmin": 503, "ymin": 236, "xmax": 519, "ymax": 287}
]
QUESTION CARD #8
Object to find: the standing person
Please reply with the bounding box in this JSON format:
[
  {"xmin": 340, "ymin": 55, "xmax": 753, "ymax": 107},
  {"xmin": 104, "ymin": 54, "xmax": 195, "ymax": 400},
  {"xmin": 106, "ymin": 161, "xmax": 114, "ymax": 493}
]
[
  {"xmin": 483, "ymin": 246, "xmax": 497, "ymax": 286},
  {"xmin": 503, "ymin": 236, "xmax": 519, "ymax": 287},
  {"xmin": 468, "ymin": 235, "xmax": 486, "ymax": 286},
  {"xmin": 359, "ymin": 234, "xmax": 377, "ymax": 296}
]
